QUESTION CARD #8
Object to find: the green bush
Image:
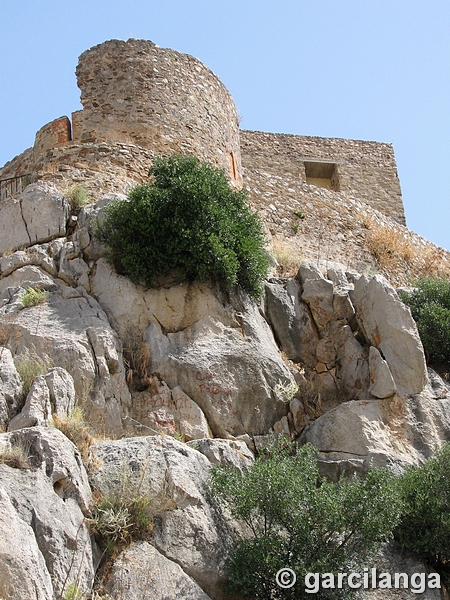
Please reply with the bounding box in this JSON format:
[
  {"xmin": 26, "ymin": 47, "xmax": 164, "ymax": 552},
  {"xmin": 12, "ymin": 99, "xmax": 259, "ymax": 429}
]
[
  {"xmin": 399, "ymin": 277, "xmax": 450, "ymax": 365},
  {"xmin": 94, "ymin": 154, "xmax": 269, "ymax": 298},
  {"xmin": 395, "ymin": 443, "xmax": 450, "ymax": 567},
  {"xmin": 209, "ymin": 440, "xmax": 403, "ymax": 599}
]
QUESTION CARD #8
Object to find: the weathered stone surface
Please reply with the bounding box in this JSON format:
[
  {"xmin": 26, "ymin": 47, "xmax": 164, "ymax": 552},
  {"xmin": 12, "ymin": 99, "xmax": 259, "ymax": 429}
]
[
  {"xmin": 303, "ymin": 379, "xmax": 450, "ymax": 473},
  {"xmin": 144, "ymin": 287, "xmax": 294, "ymax": 438},
  {"xmin": 187, "ymin": 437, "xmax": 254, "ymax": 473},
  {"xmin": 105, "ymin": 541, "xmax": 212, "ymax": 600},
  {"xmin": 8, "ymin": 367, "xmax": 75, "ymax": 431},
  {"xmin": 369, "ymin": 346, "xmax": 396, "ymax": 399},
  {"xmin": 91, "ymin": 258, "xmax": 235, "ymax": 339},
  {"xmin": 0, "ymin": 264, "xmax": 57, "ymax": 295},
  {"xmin": 0, "ymin": 286, "xmax": 130, "ymax": 437},
  {"xmin": 0, "ymin": 347, "xmax": 22, "ymax": 427},
  {"xmin": 333, "ymin": 325, "xmax": 370, "ymax": 401},
  {"xmin": 0, "ymin": 488, "xmax": 54, "ymax": 600},
  {"xmin": 0, "ymin": 182, "xmax": 69, "ymax": 256},
  {"xmin": 352, "ymin": 274, "xmax": 428, "ymax": 396},
  {"xmin": 301, "ymin": 276, "xmax": 335, "ymax": 333},
  {"xmin": 264, "ymin": 278, "xmax": 318, "ymax": 367},
  {"xmin": 0, "ymin": 427, "xmax": 94, "ymax": 598},
  {"xmin": 130, "ymin": 381, "xmax": 212, "ymax": 440},
  {"xmin": 90, "ymin": 435, "xmax": 235, "ymax": 598}
]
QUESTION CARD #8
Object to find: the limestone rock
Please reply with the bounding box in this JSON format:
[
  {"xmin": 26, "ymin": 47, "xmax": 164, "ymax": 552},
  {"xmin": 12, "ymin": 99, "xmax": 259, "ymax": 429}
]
[
  {"xmin": 0, "ymin": 286, "xmax": 131, "ymax": 437},
  {"xmin": 0, "ymin": 488, "xmax": 54, "ymax": 600},
  {"xmin": 0, "ymin": 427, "xmax": 94, "ymax": 598},
  {"xmin": 8, "ymin": 367, "xmax": 76, "ymax": 431},
  {"xmin": 352, "ymin": 274, "xmax": 427, "ymax": 396},
  {"xmin": 0, "ymin": 347, "xmax": 23, "ymax": 428},
  {"xmin": 187, "ymin": 437, "xmax": 254, "ymax": 472},
  {"xmin": 0, "ymin": 264, "xmax": 57, "ymax": 295},
  {"xmin": 303, "ymin": 380, "xmax": 450, "ymax": 473},
  {"xmin": 264, "ymin": 278, "xmax": 318, "ymax": 367},
  {"xmin": 369, "ymin": 346, "xmax": 396, "ymax": 399},
  {"xmin": 144, "ymin": 287, "xmax": 294, "ymax": 438},
  {"xmin": 130, "ymin": 382, "xmax": 212, "ymax": 440},
  {"xmin": 105, "ymin": 541, "xmax": 212, "ymax": 600},
  {"xmin": 0, "ymin": 182, "xmax": 69, "ymax": 256},
  {"xmin": 90, "ymin": 435, "xmax": 235, "ymax": 598}
]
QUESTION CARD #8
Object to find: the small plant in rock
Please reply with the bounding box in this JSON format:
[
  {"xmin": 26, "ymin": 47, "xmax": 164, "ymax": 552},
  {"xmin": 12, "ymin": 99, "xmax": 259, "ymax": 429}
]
[
  {"xmin": 66, "ymin": 184, "xmax": 91, "ymax": 212},
  {"xmin": 89, "ymin": 460, "xmax": 176, "ymax": 558},
  {"xmin": 273, "ymin": 379, "xmax": 299, "ymax": 403},
  {"xmin": 94, "ymin": 154, "xmax": 269, "ymax": 299},
  {"xmin": 62, "ymin": 582, "xmax": 83, "ymax": 600},
  {"xmin": 13, "ymin": 348, "xmax": 53, "ymax": 398},
  {"xmin": 0, "ymin": 442, "xmax": 30, "ymax": 469},
  {"xmin": 21, "ymin": 286, "xmax": 49, "ymax": 307},
  {"xmin": 51, "ymin": 406, "xmax": 95, "ymax": 466},
  {"xmin": 271, "ymin": 236, "xmax": 304, "ymax": 277}
]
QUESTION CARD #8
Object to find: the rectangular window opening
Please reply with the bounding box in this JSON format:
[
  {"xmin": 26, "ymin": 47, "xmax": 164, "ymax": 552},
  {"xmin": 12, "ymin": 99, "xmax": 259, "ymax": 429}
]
[{"xmin": 304, "ymin": 161, "xmax": 340, "ymax": 191}]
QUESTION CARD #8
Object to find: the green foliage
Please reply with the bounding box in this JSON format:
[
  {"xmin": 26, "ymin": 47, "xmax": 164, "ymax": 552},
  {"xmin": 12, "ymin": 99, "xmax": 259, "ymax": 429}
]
[
  {"xmin": 21, "ymin": 286, "xmax": 49, "ymax": 308},
  {"xmin": 63, "ymin": 582, "xmax": 83, "ymax": 600},
  {"xmin": 94, "ymin": 154, "xmax": 269, "ymax": 298},
  {"xmin": 209, "ymin": 439, "xmax": 403, "ymax": 599},
  {"xmin": 399, "ymin": 277, "xmax": 450, "ymax": 365},
  {"xmin": 395, "ymin": 443, "xmax": 450, "ymax": 567}
]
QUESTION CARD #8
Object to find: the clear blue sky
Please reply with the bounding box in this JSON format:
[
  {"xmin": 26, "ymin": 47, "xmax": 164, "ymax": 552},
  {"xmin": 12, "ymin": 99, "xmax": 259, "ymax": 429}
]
[{"xmin": 1, "ymin": 0, "xmax": 449, "ymax": 250}]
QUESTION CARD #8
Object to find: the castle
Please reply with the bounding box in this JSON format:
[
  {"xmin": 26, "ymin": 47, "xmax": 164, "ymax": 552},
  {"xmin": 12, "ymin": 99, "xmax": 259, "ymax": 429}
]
[{"xmin": 0, "ymin": 38, "xmax": 405, "ymax": 227}]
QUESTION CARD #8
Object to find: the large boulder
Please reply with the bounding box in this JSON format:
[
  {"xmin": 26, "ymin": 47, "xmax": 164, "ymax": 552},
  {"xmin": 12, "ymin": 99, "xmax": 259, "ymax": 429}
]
[
  {"xmin": 0, "ymin": 427, "xmax": 95, "ymax": 599},
  {"xmin": 303, "ymin": 377, "xmax": 450, "ymax": 474},
  {"xmin": 0, "ymin": 182, "xmax": 69, "ymax": 256},
  {"xmin": 105, "ymin": 542, "xmax": 212, "ymax": 599},
  {"xmin": 90, "ymin": 435, "xmax": 236, "ymax": 599},
  {"xmin": 352, "ymin": 274, "xmax": 428, "ymax": 396}
]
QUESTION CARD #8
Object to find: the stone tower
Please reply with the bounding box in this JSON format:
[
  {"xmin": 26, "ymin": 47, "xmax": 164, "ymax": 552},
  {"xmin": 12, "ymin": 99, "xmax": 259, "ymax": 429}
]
[{"xmin": 71, "ymin": 39, "xmax": 242, "ymax": 185}]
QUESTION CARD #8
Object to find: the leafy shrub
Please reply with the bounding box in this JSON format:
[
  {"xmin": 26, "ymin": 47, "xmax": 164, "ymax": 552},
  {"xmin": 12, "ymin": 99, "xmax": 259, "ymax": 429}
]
[
  {"xmin": 399, "ymin": 277, "xmax": 450, "ymax": 365},
  {"xmin": 395, "ymin": 443, "xmax": 450, "ymax": 567},
  {"xmin": 209, "ymin": 439, "xmax": 402, "ymax": 599},
  {"xmin": 21, "ymin": 286, "xmax": 49, "ymax": 307},
  {"xmin": 94, "ymin": 154, "xmax": 269, "ymax": 298}
]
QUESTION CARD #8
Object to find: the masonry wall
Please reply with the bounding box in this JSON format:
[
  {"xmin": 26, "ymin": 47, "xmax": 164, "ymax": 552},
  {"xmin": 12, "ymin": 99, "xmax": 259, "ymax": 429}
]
[
  {"xmin": 240, "ymin": 130, "xmax": 405, "ymax": 224},
  {"xmin": 72, "ymin": 39, "xmax": 242, "ymax": 185},
  {"xmin": 33, "ymin": 117, "xmax": 72, "ymax": 161}
]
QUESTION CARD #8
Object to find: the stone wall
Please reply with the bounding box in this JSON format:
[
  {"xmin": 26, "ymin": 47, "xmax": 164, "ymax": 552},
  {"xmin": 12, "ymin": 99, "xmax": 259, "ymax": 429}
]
[
  {"xmin": 72, "ymin": 38, "xmax": 242, "ymax": 186},
  {"xmin": 33, "ymin": 117, "xmax": 72, "ymax": 160},
  {"xmin": 240, "ymin": 130, "xmax": 405, "ymax": 224}
]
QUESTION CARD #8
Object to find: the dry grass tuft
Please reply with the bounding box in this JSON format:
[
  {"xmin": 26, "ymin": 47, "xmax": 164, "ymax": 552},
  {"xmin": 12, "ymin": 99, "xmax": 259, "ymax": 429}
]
[
  {"xmin": 0, "ymin": 442, "xmax": 30, "ymax": 469},
  {"xmin": 363, "ymin": 216, "xmax": 415, "ymax": 271},
  {"xmin": 51, "ymin": 406, "xmax": 95, "ymax": 466},
  {"xmin": 271, "ymin": 237, "xmax": 305, "ymax": 277},
  {"xmin": 14, "ymin": 348, "xmax": 53, "ymax": 398}
]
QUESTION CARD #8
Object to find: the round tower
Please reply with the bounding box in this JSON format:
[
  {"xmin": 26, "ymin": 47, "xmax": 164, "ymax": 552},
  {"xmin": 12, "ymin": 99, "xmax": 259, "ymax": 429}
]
[{"xmin": 72, "ymin": 39, "xmax": 242, "ymax": 185}]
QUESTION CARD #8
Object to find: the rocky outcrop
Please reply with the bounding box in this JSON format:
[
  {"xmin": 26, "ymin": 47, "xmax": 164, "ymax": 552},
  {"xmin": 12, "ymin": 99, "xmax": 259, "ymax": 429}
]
[
  {"xmin": 0, "ymin": 182, "xmax": 69, "ymax": 256},
  {"xmin": 90, "ymin": 435, "xmax": 236, "ymax": 599},
  {"xmin": 105, "ymin": 542, "xmax": 212, "ymax": 599},
  {"xmin": 0, "ymin": 347, "xmax": 23, "ymax": 428},
  {"xmin": 0, "ymin": 427, "xmax": 95, "ymax": 600},
  {"xmin": 8, "ymin": 367, "xmax": 75, "ymax": 431}
]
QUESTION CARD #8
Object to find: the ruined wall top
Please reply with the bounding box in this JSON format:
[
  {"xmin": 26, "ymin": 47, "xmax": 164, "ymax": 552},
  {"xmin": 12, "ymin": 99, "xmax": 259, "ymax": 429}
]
[{"xmin": 71, "ymin": 38, "xmax": 242, "ymax": 185}]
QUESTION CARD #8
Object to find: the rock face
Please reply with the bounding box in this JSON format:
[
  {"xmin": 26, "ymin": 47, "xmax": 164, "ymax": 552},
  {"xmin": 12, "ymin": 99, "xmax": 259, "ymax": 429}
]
[
  {"xmin": 0, "ymin": 427, "xmax": 95, "ymax": 600},
  {"xmin": 8, "ymin": 367, "xmax": 76, "ymax": 431},
  {"xmin": 352, "ymin": 274, "xmax": 428, "ymax": 396},
  {"xmin": 105, "ymin": 542, "xmax": 212, "ymax": 600},
  {"xmin": 0, "ymin": 347, "xmax": 23, "ymax": 428},
  {"xmin": 90, "ymin": 435, "xmax": 235, "ymax": 599},
  {"xmin": 0, "ymin": 182, "xmax": 69, "ymax": 256}
]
